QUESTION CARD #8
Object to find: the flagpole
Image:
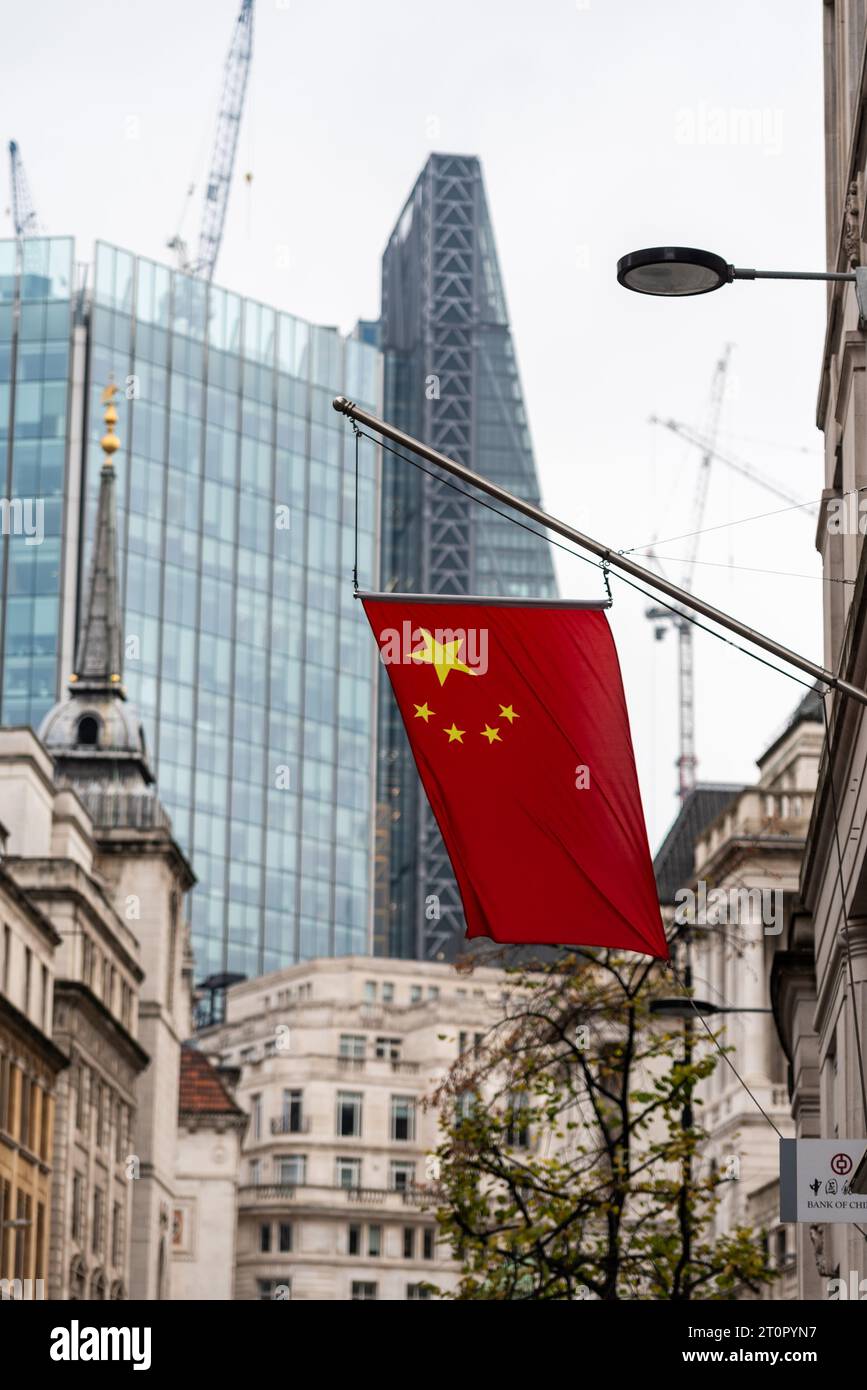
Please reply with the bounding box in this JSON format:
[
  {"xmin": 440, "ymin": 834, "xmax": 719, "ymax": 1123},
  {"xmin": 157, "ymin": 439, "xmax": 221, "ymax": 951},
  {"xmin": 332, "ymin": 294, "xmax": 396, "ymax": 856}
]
[{"xmin": 333, "ymin": 395, "xmax": 867, "ymax": 710}]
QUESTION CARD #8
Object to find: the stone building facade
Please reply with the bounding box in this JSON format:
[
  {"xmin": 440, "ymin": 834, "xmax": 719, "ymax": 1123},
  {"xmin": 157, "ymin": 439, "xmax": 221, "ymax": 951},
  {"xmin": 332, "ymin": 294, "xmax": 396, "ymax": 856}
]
[
  {"xmin": 171, "ymin": 1045, "xmax": 246, "ymax": 1300},
  {"xmin": 689, "ymin": 694, "xmax": 822, "ymax": 1299},
  {"xmin": 200, "ymin": 956, "xmax": 503, "ymax": 1300},
  {"xmin": 0, "ymin": 728, "xmax": 147, "ymax": 1299},
  {"xmin": 0, "ymin": 831, "xmax": 65, "ymax": 1297},
  {"xmin": 771, "ymin": 0, "xmax": 867, "ymax": 1299}
]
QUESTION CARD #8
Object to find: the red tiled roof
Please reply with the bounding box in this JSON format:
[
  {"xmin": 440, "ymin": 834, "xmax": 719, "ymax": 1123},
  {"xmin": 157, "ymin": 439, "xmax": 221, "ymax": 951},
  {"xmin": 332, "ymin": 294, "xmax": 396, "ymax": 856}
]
[{"xmin": 178, "ymin": 1046, "xmax": 243, "ymax": 1116}]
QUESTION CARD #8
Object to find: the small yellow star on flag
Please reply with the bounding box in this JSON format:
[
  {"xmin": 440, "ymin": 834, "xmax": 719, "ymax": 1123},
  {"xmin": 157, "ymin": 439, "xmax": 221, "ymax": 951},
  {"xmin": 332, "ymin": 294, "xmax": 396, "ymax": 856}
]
[
  {"xmin": 480, "ymin": 725, "xmax": 501, "ymax": 745},
  {"xmin": 411, "ymin": 628, "xmax": 478, "ymax": 687},
  {"xmin": 499, "ymin": 704, "xmax": 519, "ymax": 724},
  {"xmin": 444, "ymin": 723, "xmax": 465, "ymax": 743},
  {"xmin": 414, "ymin": 702, "xmax": 434, "ymax": 722}
]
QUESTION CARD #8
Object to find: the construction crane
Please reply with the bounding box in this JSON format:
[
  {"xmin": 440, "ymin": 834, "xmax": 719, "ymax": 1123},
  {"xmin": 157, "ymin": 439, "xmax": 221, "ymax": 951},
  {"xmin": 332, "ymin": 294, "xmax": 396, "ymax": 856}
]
[
  {"xmin": 168, "ymin": 0, "xmax": 254, "ymax": 280},
  {"xmin": 646, "ymin": 345, "xmax": 732, "ymax": 804},
  {"xmin": 648, "ymin": 415, "xmax": 818, "ymax": 512},
  {"xmin": 8, "ymin": 140, "xmax": 41, "ymax": 245}
]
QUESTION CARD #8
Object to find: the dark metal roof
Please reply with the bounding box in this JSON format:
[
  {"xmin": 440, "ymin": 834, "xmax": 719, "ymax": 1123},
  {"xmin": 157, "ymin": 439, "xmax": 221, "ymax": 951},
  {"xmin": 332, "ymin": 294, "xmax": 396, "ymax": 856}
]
[{"xmin": 653, "ymin": 784, "xmax": 744, "ymax": 905}]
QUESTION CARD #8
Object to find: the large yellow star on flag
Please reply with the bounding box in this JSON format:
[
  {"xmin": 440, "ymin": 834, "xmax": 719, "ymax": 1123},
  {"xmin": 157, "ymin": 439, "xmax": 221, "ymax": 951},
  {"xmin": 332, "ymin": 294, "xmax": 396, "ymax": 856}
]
[
  {"xmin": 444, "ymin": 723, "xmax": 465, "ymax": 743},
  {"xmin": 411, "ymin": 628, "xmax": 478, "ymax": 687}
]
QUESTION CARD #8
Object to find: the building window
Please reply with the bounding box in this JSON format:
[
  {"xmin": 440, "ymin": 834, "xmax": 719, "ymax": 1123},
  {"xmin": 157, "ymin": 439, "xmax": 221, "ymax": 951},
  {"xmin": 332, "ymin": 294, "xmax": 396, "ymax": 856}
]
[
  {"xmin": 403, "ymin": 1227, "xmax": 415, "ymax": 1259},
  {"xmin": 77, "ymin": 714, "xmax": 100, "ymax": 746},
  {"xmin": 505, "ymin": 1093, "xmax": 530, "ymax": 1149},
  {"xmin": 427, "ymin": 986, "xmax": 439, "ymax": 1001},
  {"xmin": 76, "ymin": 1066, "xmax": 87, "ymax": 1131},
  {"xmin": 382, "ymin": 982, "xmax": 394, "ymax": 1004},
  {"xmin": 0, "ymin": 1054, "xmax": 10, "ymax": 1134},
  {"xmin": 251, "ymin": 1093, "xmax": 262, "ymax": 1140},
  {"xmin": 2, "ymin": 924, "xmax": 9, "ymax": 994},
  {"xmin": 249, "ymin": 1158, "xmax": 261, "ymax": 1185},
  {"xmin": 115, "ymin": 1103, "xmax": 126, "ymax": 1164},
  {"xmin": 351, "ymin": 1281, "xmax": 377, "ymax": 1300},
  {"xmin": 410, "ymin": 986, "xmax": 422, "ymax": 1005},
  {"xmin": 339, "ymin": 1034, "xmax": 365, "ymax": 1060},
  {"xmin": 36, "ymin": 1202, "xmax": 45, "ymax": 1282},
  {"xmin": 0, "ymin": 1177, "xmax": 9, "ymax": 1280},
  {"xmin": 391, "ymin": 1095, "xmax": 415, "ymax": 1142},
  {"xmin": 19, "ymin": 1074, "xmax": 31, "ymax": 1149},
  {"xmin": 72, "ymin": 1174, "xmax": 84, "ymax": 1241},
  {"xmin": 348, "ymin": 1223, "xmax": 361, "ymax": 1256},
  {"xmin": 389, "ymin": 1161, "xmax": 415, "ymax": 1192},
  {"xmin": 281, "ymin": 1089, "xmax": 303, "ymax": 1132},
  {"xmin": 336, "ymin": 1091, "xmax": 362, "ymax": 1137},
  {"xmin": 39, "ymin": 1088, "xmax": 50, "ymax": 1162},
  {"xmin": 92, "ymin": 1188, "xmax": 104, "ymax": 1257},
  {"xmin": 336, "ymin": 1157, "xmax": 362, "ymax": 1190},
  {"xmin": 376, "ymin": 1037, "xmax": 401, "ymax": 1061},
  {"xmin": 407, "ymin": 1283, "xmax": 432, "ymax": 1299},
  {"xmin": 41, "ymin": 964, "xmax": 49, "ymax": 1032},
  {"xmin": 278, "ymin": 1222, "xmax": 292, "ymax": 1253},
  {"xmin": 260, "ymin": 1223, "xmax": 271, "ymax": 1253},
  {"xmin": 277, "ymin": 1154, "xmax": 306, "ymax": 1186},
  {"xmin": 82, "ymin": 938, "xmax": 94, "ymax": 989},
  {"xmin": 423, "ymin": 1228, "xmax": 434, "ymax": 1260},
  {"xmin": 24, "ymin": 946, "xmax": 32, "ymax": 1017},
  {"xmin": 111, "ymin": 1202, "xmax": 123, "ymax": 1267},
  {"xmin": 363, "ymin": 981, "xmax": 377, "ymax": 1003},
  {"xmin": 368, "ymin": 1225, "xmax": 381, "ymax": 1258},
  {"xmin": 96, "ymin": 1083, "xmax": 107, "ymax": 1148}
]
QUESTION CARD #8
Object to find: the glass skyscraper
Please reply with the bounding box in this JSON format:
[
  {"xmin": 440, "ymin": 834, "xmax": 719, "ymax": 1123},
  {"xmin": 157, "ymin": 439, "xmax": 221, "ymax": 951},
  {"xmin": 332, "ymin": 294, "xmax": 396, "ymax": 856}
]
[
  {"xmin": 376, "ymin": 153, "xmax": 557, "ymax": 962},
  {"xmin": 0, "ymin": 237, "xmax": 380, "ymax": 979}
]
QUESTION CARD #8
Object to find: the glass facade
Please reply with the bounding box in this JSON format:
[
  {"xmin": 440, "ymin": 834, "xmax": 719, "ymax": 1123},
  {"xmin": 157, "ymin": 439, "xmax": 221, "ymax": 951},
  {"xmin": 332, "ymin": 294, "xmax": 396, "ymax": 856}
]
[
  {"xmin": 0, "ymin": 237, "xmax": 381, "ymax": 979},
  {"xmin": 377, "ymin": 154, "xmax": 557, "ymax": 961},
  {"xmin": 0, "ymin": 238, "xmax": 75, "ymax": 728}
]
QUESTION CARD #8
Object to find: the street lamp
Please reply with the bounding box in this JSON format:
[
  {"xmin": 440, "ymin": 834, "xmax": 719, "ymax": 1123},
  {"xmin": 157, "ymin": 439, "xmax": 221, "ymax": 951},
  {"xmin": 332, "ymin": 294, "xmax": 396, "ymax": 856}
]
[{"xmin": 616, "ymin": 245, "xmax": 867, "ymax": 323}]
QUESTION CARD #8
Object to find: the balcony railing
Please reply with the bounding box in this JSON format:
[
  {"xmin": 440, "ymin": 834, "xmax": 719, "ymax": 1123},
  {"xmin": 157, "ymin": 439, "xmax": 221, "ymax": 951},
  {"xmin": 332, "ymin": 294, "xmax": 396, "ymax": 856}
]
[
  {"xmin": 336, "ymin": 1055, "xmax": 420, "ymax": 1074},
  {"xmin": 270, "ymin": 1116, "xmax": 311, "ymax": 1135},
  {"xmin": 238, "ymin": 1182, "xmax": 440, "ymax": 1209}
]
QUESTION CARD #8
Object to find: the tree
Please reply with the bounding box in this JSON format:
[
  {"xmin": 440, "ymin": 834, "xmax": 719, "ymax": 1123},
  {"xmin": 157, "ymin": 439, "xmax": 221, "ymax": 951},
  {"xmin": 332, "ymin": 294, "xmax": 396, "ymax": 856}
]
[{"xmin": 429, "ymin": 945, "xmax": 776, "ymax": 1300}]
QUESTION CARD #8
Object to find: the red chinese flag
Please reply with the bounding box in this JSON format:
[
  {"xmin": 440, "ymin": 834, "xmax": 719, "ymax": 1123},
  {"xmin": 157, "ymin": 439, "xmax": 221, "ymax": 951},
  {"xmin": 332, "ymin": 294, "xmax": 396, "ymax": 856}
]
[{"xmin": 363, "ymin": 597, "xmax": 667, "ymax": 959}]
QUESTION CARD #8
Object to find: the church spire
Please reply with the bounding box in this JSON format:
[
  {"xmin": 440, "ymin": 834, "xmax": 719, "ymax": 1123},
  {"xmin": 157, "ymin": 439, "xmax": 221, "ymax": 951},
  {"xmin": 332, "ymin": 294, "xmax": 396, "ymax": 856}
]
[{"xmin": 70, "ymin": 382, "xmax": 125, "ymax": 696}]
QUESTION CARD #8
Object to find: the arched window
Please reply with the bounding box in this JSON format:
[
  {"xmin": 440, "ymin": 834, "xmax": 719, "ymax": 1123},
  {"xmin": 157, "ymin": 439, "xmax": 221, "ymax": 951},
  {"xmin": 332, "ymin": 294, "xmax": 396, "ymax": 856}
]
[
  {"xmin": 76, "ymin": 715, "xmax": 100, "ymax": 747},
  {"xmin": 90, "ymin": 1269, "xmax": 107, "ymax": 1300},
  {"xmin": 69, "ymin": 1256, "xmax": 86, "ymax": 1300}
]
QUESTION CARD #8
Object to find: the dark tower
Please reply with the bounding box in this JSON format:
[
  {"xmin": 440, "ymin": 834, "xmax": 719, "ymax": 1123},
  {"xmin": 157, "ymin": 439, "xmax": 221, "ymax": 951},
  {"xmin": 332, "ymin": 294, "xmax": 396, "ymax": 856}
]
[{"xmin": 377, "ymin": 154, "xmax": 557, "ymax": 961}]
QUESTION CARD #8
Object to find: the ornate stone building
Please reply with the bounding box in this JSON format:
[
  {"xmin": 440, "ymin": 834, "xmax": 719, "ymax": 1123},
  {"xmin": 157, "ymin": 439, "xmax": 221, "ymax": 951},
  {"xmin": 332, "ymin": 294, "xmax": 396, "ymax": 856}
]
[
  {"xmin": 0, "ymin": 727, "xmax": 147, "ymax": 1299},
  {"xmin": 772, "ymin": 1, "xmax": 867, "ymax": 1300},
  {"xmin": 199, "ymin": 956, "xmax": 502, "ymax": 1300},
  {"xmin": 0, "ymin": 825, "xmax": 65, "ymax": 1297}
]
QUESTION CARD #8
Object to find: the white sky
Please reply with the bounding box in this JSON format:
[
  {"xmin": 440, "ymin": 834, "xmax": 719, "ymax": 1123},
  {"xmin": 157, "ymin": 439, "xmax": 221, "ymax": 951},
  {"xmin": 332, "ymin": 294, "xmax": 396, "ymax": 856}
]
[{"xmin": 1, "ymin": 0, "xmax": 827, "ymax": 850}]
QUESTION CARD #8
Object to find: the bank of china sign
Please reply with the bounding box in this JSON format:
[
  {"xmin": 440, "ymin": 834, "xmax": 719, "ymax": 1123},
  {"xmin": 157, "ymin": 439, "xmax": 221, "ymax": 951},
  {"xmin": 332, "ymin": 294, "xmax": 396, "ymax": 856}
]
[{"xmin": 780, "ymin": 1139, "xmax": 867, "ymax": 1222}]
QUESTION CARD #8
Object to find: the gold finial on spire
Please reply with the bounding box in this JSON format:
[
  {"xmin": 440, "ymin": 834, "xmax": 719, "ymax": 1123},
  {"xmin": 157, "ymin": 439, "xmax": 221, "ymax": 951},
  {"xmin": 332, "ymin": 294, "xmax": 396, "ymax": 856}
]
[{"xmin": 100, "ymin": 380, "xmax": 120, "ymax": 464}]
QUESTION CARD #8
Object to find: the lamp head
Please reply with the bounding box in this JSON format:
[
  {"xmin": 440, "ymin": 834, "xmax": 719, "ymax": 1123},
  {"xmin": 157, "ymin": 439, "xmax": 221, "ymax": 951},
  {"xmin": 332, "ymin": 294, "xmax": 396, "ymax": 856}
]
[{"xmin": 617, "ymin": 246, "xmax": 733, "ymax": 297}]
